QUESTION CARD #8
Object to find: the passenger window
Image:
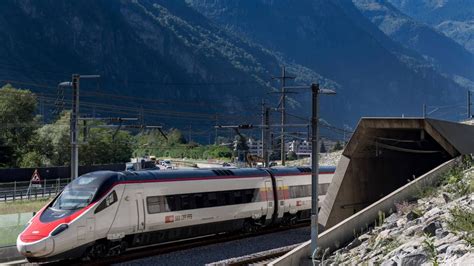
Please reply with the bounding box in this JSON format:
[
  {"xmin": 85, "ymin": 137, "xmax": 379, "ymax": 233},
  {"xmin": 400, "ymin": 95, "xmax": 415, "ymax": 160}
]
[
  {"xmin": 147, "ymin": 196, "xmax": 161, "ymax": 214},
  {"xmin": 95, "ymin": 191, "xmax": 117, "ymax": 214},
  {"xmin": 234, "ymin": 191, "xmax": 243, "ymax": 204},
  {"xmin": 208, "ymin": 192, "xmax": 218, "ymax": 207},
  {"xmin": 181, "ymin": 195, "xmax": 191, "ymax": 210},
  {"xmin": 194, "ymin": 194, "xmax": 204, "ymax": 208},
  {"xmin": 244, "ymin": 189, "xmax": 254, "ymax": 203}
]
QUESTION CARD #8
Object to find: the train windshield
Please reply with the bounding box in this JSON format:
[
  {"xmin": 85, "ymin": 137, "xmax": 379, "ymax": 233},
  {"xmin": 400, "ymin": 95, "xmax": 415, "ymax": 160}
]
[{"xmin": 51, "ymin": 176, "xmax": 99, "ymax": 210}]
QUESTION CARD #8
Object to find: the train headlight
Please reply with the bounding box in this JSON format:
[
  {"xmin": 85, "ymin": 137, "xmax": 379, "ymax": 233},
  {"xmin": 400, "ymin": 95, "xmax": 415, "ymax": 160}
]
[{"xmin": 51, "ymin": 224, "xmax": 69, "ymax": 236}]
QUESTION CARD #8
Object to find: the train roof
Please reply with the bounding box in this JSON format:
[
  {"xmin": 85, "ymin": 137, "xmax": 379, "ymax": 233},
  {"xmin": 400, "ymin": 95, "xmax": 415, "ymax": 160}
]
[
  {"xmin": 80, "ymin": 166, "xmax": 337, "ymax": 183},
  {"xmin": 74, "ymin": 166, "xmax": 337, "ymax": 192},
  {"xmin": 268, "ymin": 165, "xmax": 336, "ymax": 176},
  {"xmin": 120, "ymin": 167, "xmax": 270, "ymax": 181}
]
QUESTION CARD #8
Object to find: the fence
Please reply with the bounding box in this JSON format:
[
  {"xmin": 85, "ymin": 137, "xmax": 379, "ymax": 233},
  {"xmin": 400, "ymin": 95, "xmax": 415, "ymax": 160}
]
[
  {"xmin": 0, "ymin": 163, "xmax": 125, "ymax": 183},
  {"xmin": 0, "ymin": 178, "xmax": 70, "ymax": 202}
]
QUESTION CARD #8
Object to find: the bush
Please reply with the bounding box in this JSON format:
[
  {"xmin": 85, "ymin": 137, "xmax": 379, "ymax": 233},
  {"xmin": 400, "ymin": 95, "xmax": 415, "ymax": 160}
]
[
  {"xmin": 287, "ymin": 151, "xmax": 297, "ymax": 161},
  {"xmin": 332, "ymin": 141, "xmax": 343, "ymax": 151}
]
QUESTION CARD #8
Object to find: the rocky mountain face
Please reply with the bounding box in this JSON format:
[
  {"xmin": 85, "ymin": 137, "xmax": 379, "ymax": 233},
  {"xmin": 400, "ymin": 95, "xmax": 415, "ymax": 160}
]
[
  {"xmin": 0, "ymin": 0, "xmax": 289, "ymax": 119},
  {"xmin": 0, "ymin": 0, "xmax": 469, "ymax": 129},
  {"xmin": 325, "ymin": 166, "xmax": 474, "ymax": 265},
  {"xmin": 187, "ymin": 0, "xmax": 466, "ymax": 124},
  {"xmin": 353, "ymin": 0, "xmax": 474, "ymax": 84},
  {"xmin": 388, "ymin": 0, "xmax": 474, "ymax": 54}
]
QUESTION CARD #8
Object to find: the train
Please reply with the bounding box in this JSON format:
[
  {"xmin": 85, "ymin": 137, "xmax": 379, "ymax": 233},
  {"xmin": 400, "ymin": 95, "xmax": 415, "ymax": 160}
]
[{"xmin": 17, "ymin": 166, "xmax": 335, "ymax": 262}]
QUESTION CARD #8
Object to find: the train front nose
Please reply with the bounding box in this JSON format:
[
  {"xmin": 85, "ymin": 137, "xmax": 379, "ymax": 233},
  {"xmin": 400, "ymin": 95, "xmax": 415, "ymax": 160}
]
[{"xmin": 17, "ymin": 233, "xmax": 54, "ymax": 258}]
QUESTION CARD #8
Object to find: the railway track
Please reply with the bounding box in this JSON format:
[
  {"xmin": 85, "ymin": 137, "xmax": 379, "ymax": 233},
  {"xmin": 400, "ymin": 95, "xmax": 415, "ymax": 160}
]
[{"xmin": 40, "ymin": 222, "xmax": 309, "ymax": 266}]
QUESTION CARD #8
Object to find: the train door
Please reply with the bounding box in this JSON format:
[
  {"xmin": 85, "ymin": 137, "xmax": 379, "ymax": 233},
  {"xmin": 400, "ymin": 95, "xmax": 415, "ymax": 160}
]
[
  {"xmin": 136, "ymin": 192, "xmax": 146, "ymax": 232},
  {"xmin": 264, "ymin": 181, "xmax": 273, "ymax": 217},
  {"xmin": 86, "ymin": 217, "xmax": 95, "ymax": 239},
  {"xmin": 277, "ymin": 179, "xmax": 286, "ymax": 218},
  {"xmin": 77, "ymin": 217, "xmax": 95, "ymax": 241}
]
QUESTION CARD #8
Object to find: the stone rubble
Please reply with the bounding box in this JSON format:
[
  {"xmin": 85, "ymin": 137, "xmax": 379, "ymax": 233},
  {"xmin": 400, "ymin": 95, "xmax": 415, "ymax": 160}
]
[
  {"xmin": 287, "ymin": 150, "xmax": 343, "ymax": 167},
  {"xmin": 324, "ymin": 168, "xmax": 474, "ymax": 265}
]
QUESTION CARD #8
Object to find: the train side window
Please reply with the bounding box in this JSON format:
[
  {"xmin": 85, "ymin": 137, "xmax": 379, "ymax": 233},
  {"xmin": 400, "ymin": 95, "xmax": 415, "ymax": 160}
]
[
  {"xmin": 252, "ymin": 189, "xmax": 260, "ymax": 202},
  {"xmin": 319, "ymin": 184, "xmax": 329, "ymax": 195},
  {"xmin": 208, "ymin": 192, "xmax": 218, "ymax": 207},
  {"xmin": 216, "ymin": 191, "xmax": 225, "ymax": 206},
  {"xmin": 289, "ymin": 185, "xmax": 313, "ymax": 198},
  {"xmin": 202, "ymin": 193, "xmax": 210, "ymax": 208},
  {"xmin": 244, "ymin": 189, "xmax": 254, "ymax": 203},
  {"xmin": 95, "ymin": 191, "xmax": 117, "ymax": 214},
  {"xmin": 194, "ymin": 194, "xmax": 204, "ymax": 209},
  {"xmin": 234, "ymin": 191, "xmax": 243, "ymax": 204},
  {"xmin": 181, "ymin": 195, "xmax": 191, "ymax": 210},
  {"xmin": 147, "ymin": 196, "xmax": 161, "ymax": 214},
  {"xmin": 166, "ymin": 195, "xmax": 177, "ymax": 211},
  {"xmin": 223, "ymin": 191, "xmax": 232, "ymax": 205}
]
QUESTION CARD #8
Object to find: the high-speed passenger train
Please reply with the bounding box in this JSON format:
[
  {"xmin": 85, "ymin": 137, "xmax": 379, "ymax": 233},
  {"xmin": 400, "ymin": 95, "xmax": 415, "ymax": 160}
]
[{"xmin": 17, "ymin": 166, "xmax": 335, "ymax": 262}]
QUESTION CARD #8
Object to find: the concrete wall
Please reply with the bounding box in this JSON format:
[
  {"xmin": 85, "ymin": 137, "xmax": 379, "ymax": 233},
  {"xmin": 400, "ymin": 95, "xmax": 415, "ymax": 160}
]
[
  {"xmin": 269, "ymin": 157, "xmax": 459, "ymax": 266},
  {"xmin": 320, "ymin": 119, "xmax": 460, "ymax": 229}
]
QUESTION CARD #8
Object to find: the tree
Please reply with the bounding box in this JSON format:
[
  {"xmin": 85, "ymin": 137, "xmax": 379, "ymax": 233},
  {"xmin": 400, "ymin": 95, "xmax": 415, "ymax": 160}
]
[
  {"xmin": 320, "ymin": 141, "xmax": 327, "ymax": 153},
  {"xmin": 28, "ymin": 111, "xmax": 70, "ymax": 166},
  {"xmin": 80, "ymin": 125, "xmax": 133, "ymax": 165},
  {"xmin": 287, "ymin": 151, "xmax": 297, "ymax": 161},
  {"xmin": 332, "ymin": 141, "xmax": 343, "ymax": 151},
  {"xmin": 0, "ymin": 84, "xmax": 38, "ymax": 167},
  {"xmin": 234, "ymin": 134, "xmax": 249, "ymax": 162},
  {"xmin": 22, "ymin": 111, "xmax": 133, "ymax": 167},
  {"xmin": 209, "ymin": 145, "xmax": 232, "ymax": 159}
]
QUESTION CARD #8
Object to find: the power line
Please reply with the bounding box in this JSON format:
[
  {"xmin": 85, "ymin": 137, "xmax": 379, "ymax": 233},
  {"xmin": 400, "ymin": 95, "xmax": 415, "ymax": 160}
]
[{"xmin": 272, "ymin": 66, "xmax": 296, "ymax": 166}]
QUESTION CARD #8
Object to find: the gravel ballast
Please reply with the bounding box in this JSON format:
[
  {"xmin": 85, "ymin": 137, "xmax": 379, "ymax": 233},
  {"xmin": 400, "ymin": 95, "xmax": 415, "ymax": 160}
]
[{"xmin": 116, "ymin": 227, "xmax": 310, "ymax": 266}]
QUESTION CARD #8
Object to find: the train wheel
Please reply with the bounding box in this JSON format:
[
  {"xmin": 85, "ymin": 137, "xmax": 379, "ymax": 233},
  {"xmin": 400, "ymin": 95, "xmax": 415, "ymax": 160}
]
[
  {"xmin": 119, "ymin": 240, "xmax": 128, "ymax": 254},
  {"xmin": 289, "ymin": 216, "xmax": 297, "ymax": 226},
  {"xmin": 90, "ymin": 242, "xmax": 108, "ymax": 258},
  {"xmin": 242, "ymin": 220, "xmax": 258, "ymax": 234}
]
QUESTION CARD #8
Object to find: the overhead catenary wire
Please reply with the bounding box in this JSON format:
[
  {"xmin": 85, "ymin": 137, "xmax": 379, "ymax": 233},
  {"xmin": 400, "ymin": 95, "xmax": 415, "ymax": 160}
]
[{"xmin": 0, "ymin": 78, "xmax": 267, "ymax": 117}]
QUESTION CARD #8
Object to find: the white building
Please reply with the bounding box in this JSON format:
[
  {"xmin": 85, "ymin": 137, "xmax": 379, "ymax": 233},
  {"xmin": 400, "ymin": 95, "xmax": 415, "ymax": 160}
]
[
  {"xmin": 287, "ymin": 140, "xmax": 312, "ymax": 156},
  {"xmin": 247, "ymin": 139, "xmax": 263, "ymax": 157}
]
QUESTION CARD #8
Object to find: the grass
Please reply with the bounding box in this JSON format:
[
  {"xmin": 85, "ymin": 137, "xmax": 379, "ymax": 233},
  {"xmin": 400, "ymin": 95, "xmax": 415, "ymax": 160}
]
[
  {"xmin": 0, "ymin": 199, "xmax": 53, "ymax": 246},
  {"xmin": 0, "ymin": 223, "xmax": 27, "ymax": 247},
  {"xmin": 382, "ymin": 238, "xmax": 401, "ymax": 256},
  {"xmin": 447, "ymin": 206, "xmax": 474, "ymax": 245},
  {"xmin": 422, "ymin": 234, "xmax": 439, "ymax": 266},
  {"xmin": 0, "ymin": 198, "xmax": 52, "ymax": 215}
]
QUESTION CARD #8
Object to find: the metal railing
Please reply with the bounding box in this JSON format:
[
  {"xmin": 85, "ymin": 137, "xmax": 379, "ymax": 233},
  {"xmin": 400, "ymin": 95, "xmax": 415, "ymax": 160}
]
[{"xmin": 0, "ymin": 178, "xmax": 70, "ymax": 202}]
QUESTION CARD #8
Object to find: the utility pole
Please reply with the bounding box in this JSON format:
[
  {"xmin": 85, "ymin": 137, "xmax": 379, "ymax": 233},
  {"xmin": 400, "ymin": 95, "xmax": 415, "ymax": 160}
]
[
  {"xmin": 281, "ymin": 83, "xmax": 336, "ymax": 259},
  {"xmin": 273, "ymin": 66, "xmax": 295, "ymax": 165},
  {"xmin": 261, "ymin": 101, "xmax": 270, "ymax": 167},
  {"xmin": 310, "ymin": 84, "xmax": 320, "ymax": 257},
  {"xmin": 70, "ymin": 74, "xmax": 80, "ymax": 181},
  {"xmin": 139, "ymin": 106, "xmax": 144, "ymax": 125},
  {"xmin": 188, "ymin": 125, "xmax": 192, "ymax": 143},
  {"xmin": 60, "ymin": 74, "xmax": 100, "ymax": 180},
  {"xmin": 214, "ymin": 115, "xmax": 219, "ymax": 145},
  {"xmin": 468, "ymin": 90, "xmax": 472, "ymax": 119},
  {"xmin": 39, "ymin": 93, "xmax": 45, "ymax": 123},
  {"xmin": 310, "ymin": 84, "xmax": 336, "ymax": 259}
]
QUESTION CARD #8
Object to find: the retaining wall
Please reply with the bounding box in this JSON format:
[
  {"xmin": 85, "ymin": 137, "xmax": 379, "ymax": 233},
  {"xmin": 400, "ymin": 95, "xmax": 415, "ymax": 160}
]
[{"xmin": 269, "ymin": 157, "xmax": 460, "ymax": 266}]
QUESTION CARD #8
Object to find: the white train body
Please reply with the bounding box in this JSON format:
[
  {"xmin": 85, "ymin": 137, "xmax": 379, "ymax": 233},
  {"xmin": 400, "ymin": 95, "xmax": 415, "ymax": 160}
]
[{"xmin": 17, "ymin": 166, "xmax": 335, "ymax": 262}]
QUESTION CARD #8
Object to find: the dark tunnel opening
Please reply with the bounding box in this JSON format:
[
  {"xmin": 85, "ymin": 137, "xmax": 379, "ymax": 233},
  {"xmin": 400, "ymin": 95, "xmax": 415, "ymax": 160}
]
[
  {"xmin": 336, "ymin": 128, "xmax": 454, "ymax": 219},
  {"xmin": 362, "ymin": 128, "xmax": 452, "ymax": 205}
]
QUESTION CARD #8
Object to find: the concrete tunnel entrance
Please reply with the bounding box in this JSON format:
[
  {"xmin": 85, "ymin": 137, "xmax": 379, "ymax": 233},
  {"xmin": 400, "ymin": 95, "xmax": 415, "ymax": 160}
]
[{"xmin": 320, "ymin": 118, "xmax": 474, "ymax": 229}]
